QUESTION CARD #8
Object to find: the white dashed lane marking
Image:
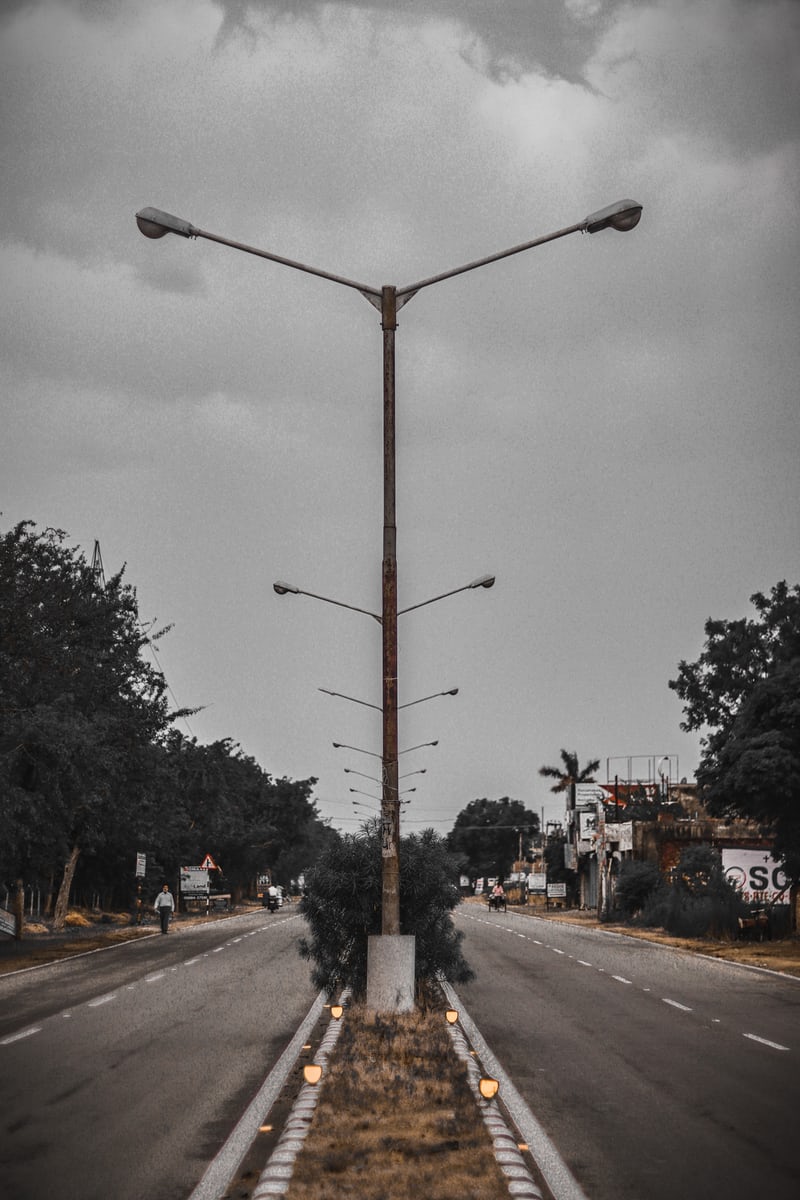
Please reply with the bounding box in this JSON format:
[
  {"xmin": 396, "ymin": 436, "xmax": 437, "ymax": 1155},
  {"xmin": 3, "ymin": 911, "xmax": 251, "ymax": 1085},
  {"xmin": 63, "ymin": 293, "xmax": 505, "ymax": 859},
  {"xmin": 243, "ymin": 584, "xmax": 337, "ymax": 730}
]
[
  {"xmin": 744, "ymin": 1033, "xmax": 789, "ymax": 1051},
  {"xmin": 463, "ymin": 910, "xmax": 792, "ymax": 1057},
  {"xmin": 1, "ymin": 1027, "xmax": 42, "ymax": 1045}
]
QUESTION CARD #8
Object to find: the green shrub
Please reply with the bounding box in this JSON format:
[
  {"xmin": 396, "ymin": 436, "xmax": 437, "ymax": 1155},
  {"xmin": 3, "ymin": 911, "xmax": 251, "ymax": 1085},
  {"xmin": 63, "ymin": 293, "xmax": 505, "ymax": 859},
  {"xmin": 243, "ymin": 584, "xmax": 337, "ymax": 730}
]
[
  {"xmin": 613, "ymin": 860, "xmax": 664, "ymax": 918},
  {"xmin": 633, "ymin": 845, "xmax": 747, "ymax": 937},
  {"xmin": 298, "ymin": 823, "xmax": 474, "ymax": 998}
]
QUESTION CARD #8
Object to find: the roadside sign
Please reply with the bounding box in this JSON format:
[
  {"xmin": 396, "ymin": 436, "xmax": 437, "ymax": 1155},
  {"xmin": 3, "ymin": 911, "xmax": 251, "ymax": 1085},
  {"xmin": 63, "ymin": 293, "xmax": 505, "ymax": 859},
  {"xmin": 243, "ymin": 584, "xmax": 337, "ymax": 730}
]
[
  {"xmin": 180, "ymin": 866, "xmax": 210, "ymax": 895},
  {"xmin": 135, "ymin": 852, "xmax": 147, "ymax": 878},
  {"xmin": 199, "ymin": 853, "xmax": 219, "ymax": 871},
  {"xmin": 547, "ymin": 882, "xmax": 567, "ymax": 898}
]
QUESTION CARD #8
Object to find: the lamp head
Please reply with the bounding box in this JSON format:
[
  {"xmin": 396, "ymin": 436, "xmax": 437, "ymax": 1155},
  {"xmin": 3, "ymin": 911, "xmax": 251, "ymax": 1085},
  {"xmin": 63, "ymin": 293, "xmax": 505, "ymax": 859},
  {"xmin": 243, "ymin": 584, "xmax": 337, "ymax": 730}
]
[
  {"xmin": 273, "ymin": 581, "xmax": 300, "ymax": 595},
  {"xmin": 135, "ymin": 207, "xmax": 196, "ymax": 239},
  {"xmin": 469, "ymin": 574, "xmax": 496, "ymax": 589},
  {"xmin": 445, "ymin": 688, "xmax": 459, "ymax": 696},
  {"xmin": 582, "ymin": 199, "xmax": 643, "ymax": 234}
]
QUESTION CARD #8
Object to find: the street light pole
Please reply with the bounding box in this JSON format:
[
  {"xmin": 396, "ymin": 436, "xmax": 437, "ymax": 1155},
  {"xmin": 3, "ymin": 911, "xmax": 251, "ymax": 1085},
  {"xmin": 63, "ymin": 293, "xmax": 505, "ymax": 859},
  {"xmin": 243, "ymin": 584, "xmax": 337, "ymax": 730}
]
[
  {"xmin": 380, "ymin": 285, "xmax": 401, "ymax": 936},
  {"xmin": 135, "ymin": 196, "xmax": 642, "ymax": 1009}
]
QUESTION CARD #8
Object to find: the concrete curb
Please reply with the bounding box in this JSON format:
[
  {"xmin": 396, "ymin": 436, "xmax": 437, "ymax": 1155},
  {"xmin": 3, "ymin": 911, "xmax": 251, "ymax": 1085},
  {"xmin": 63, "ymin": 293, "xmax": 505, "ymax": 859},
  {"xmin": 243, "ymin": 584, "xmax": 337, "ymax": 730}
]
[
  {"xmin": 247, "ymin": 982, "xmax": 562, "ymax": 1200},
  {"xmin": 251, "ymin": 991, "xmax": 350, "ymax": 1198}
]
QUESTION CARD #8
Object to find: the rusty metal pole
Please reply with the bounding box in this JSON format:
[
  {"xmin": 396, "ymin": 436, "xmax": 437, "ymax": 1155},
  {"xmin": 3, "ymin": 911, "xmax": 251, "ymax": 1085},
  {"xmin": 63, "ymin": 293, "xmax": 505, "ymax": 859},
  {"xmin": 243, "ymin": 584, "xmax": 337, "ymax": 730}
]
[{"xmin": 380, "ymin": 285, "xmax": 401, "ymax": 936}]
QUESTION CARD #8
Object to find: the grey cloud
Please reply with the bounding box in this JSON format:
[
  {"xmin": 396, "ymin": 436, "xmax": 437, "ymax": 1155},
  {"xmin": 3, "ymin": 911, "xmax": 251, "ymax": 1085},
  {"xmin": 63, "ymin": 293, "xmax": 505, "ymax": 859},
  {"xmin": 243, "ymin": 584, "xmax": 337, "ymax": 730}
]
[
  {"xmin": 211, "ymin": 0, "xmax": 624, "ymax": 84},
  {"xmin": 135, "ymin": 256, "xmax": 207, "ymax": 296}
]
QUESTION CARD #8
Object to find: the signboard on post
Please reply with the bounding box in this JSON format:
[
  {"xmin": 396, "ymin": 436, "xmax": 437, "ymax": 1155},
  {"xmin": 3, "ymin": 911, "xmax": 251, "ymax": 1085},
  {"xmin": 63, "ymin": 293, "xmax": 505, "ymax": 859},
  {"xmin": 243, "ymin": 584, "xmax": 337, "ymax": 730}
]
[
  {"xmin": 135, "ymin": 852, "xmax": 147, "ymax": 878},
  {"xmin": 180, "ymin": 867, "xmax": 210, "ymax": 896},
  {"xmin": 547, "ymin": 882, "xmax": 567, "ymax": 898},
  {"xmin": 722, "ymin": 849, "xmax": 789, "ymax": 903},
  {"xmin": 575, "ymin": 784, "xmax": 606, "ymax": 805}
]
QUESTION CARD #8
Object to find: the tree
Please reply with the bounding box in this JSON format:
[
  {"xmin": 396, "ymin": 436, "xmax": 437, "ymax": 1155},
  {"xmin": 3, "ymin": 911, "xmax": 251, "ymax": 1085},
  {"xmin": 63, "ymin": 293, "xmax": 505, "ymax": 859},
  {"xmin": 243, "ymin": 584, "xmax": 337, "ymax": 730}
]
[
  {"xmin": 128, "ymin": 732, "xmax": 335, "ymax": 903},
  {"xmin": 299, "ymin": 823, "xmax": 472, "ymax": 998},
  {"xmin": 670, "ymin": 582, "xmax": 800, "ymax": 873},
  {"xmin": 538, "ymin": 749, "xmax": 601, "ymax": 796},
  {"xmin": 446, "ymin": 796, "xmax": 539, "ymax": 881},
  {"xmin": 0, "ymin": 522, "xmax": 181, "ymax": 924},
  {"xmin": 538, "ymin": 749, "xmax": 601, "ymax": 845}
]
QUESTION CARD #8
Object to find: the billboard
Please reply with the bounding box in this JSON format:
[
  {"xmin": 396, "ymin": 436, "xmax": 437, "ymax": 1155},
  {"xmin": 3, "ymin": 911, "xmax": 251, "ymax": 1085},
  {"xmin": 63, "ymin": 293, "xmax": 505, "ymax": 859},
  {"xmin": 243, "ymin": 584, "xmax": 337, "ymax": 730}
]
[
  {"xmin": 180, "ymin": 866, "xmax": 210, "ymax": 896},
  {"xmin": 722, "ymin": 848, "xmax": 789, "ymax": 903}
]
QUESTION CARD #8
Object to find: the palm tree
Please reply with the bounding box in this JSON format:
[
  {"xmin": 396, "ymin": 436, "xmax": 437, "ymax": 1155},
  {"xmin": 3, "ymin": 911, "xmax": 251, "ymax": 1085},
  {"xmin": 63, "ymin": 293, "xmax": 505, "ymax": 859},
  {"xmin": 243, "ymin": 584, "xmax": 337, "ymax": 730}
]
[{"xmin": 538, "ymin": 749, "xmax": 601, "ymax": 799}]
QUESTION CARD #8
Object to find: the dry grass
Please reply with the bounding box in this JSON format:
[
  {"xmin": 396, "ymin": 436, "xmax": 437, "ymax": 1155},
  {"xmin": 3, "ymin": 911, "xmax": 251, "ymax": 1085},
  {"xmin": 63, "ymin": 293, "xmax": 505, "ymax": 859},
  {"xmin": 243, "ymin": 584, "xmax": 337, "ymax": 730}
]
[
  {"xmin": 604, "ymin": 922, "xmax": 800, "ymax": 975},
  {"xmin": 284, "ymin": 1004, "xmax": 512, "ymax": 1200},
  {"xmin": 63, "ymin": 909, "xmax": 94, "ymax": 928}
]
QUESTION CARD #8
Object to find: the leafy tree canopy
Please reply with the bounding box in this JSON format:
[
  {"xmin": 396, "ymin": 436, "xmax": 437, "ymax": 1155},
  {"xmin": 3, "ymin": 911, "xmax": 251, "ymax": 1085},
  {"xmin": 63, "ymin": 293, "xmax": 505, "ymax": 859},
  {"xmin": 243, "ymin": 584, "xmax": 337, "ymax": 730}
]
[
  {"xmin": 0, "ymin": 521, "xmax": 178, "ymax": 911},
  {"xmin": 299, "ymin": 822, "xmax": 472, "ymax": 998},
  {"xmin": 0, "ymin": 520, "xmax": 336, "ymax": 914},
  {"xmin": 446, "ymin": 796, "xmax": 539, "ymax": 881},
  {"xmin": 670, "ymin": 583, "xmax": 800, "ymax": 872}
]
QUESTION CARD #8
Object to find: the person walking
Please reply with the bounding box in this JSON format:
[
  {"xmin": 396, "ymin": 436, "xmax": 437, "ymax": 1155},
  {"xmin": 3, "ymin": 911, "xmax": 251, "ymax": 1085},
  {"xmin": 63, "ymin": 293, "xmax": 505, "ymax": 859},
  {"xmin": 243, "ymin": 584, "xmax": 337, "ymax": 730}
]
[{"xmin": 154, "ymin": 883, "xmax": 175, "ymax": 934}]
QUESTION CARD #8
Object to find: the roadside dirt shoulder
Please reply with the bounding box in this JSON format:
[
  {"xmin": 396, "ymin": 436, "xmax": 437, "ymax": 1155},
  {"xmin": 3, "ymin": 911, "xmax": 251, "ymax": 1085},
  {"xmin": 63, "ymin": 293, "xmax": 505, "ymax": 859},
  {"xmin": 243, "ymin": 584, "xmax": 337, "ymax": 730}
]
[
  {"xmin": 504, "ymin": 902, "xmax": 800, "ymax": 978},
  {"xmin": 0, "ymin": 907, "xmax": 259, "ymax": 975}
]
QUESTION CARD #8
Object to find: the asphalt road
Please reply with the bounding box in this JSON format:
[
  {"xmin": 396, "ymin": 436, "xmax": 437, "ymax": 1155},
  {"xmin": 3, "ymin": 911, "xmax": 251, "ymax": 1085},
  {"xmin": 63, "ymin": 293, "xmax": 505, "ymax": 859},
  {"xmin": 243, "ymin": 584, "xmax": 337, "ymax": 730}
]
[
  {"xmin": 454, "ymin": 906, "xmax": 800, "ymax": 1200},
  {"xmin": 0, "ymin": 909, "xmax": 317, "ymax": 1200}
]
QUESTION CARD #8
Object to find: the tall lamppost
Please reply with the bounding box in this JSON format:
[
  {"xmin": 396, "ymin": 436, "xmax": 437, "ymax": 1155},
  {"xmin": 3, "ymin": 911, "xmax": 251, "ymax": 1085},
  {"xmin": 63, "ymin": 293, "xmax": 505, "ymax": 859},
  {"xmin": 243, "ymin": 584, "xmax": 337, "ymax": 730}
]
[{"xmin": 136, "ymin": 197, "xmax": 642, "ymax": 1010}]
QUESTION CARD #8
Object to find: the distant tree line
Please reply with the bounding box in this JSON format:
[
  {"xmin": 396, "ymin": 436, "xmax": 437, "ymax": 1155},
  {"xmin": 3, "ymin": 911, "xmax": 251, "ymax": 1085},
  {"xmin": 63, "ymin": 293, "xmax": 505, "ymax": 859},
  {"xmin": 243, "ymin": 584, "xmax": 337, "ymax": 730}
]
[{"xmin": 0, "ymin": 521, "xmax": 338, "ymax": 925}]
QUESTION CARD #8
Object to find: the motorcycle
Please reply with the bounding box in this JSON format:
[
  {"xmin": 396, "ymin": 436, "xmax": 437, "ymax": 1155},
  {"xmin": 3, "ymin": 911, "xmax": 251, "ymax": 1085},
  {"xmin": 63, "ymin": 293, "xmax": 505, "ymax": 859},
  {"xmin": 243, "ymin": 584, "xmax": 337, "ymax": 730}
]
[{"xmin": 487, "ymin": 892, "xmax": 507, "ymax": 912}]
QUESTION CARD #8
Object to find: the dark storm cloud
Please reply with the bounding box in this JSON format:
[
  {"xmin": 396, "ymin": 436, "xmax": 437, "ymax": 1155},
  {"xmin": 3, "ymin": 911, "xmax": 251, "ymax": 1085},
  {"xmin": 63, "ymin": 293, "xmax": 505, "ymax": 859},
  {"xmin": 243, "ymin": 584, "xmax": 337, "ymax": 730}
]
[{"xmin": 211, "ymin": 0, "xmax": 624, "ymax": 84}]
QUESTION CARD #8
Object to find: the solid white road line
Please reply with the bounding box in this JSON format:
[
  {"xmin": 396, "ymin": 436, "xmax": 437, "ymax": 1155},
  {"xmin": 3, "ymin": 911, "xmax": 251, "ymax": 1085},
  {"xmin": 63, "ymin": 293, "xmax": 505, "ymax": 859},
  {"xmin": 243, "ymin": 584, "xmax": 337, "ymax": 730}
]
[
  {"xmin": 443, "ymin": 981, "xmax": 589, "ymax": 1200},
  {"xmin": 185, "ymin": 989, "xmax": 327, "ymax": 1200}
]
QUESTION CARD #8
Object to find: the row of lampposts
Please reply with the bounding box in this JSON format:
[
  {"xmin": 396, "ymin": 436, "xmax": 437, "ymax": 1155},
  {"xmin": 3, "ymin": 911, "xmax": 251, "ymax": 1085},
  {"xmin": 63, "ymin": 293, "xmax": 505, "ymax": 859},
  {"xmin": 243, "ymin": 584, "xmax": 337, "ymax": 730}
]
[{"xmin": 136, "ymin": 196, "xmax": 642, "ymax": 1010}]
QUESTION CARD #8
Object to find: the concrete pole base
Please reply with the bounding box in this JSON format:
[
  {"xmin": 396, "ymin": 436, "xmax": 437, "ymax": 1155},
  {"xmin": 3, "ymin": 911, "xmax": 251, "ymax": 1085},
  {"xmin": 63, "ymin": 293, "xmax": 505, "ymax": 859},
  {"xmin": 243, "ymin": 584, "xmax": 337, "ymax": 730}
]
[{"xmin": 366, "ymin": 934, "xmax": 416, "ymax": 1013}]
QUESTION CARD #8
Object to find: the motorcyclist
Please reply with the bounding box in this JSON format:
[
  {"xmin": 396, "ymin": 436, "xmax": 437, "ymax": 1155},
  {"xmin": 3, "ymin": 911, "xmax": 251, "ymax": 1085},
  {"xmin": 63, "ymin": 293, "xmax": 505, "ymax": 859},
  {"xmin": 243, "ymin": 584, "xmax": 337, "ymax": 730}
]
[{"xmin": 490, "ymin": 881, "xmax": 506, "ymax": 910}]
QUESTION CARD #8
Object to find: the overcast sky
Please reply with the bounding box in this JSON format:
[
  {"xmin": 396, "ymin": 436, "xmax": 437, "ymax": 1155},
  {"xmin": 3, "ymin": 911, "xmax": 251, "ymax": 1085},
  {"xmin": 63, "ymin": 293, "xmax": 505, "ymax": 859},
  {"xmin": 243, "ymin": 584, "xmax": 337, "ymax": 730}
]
[{"xmin": 2, "ymin": 0, "xmax": 798, "ymax": 840}]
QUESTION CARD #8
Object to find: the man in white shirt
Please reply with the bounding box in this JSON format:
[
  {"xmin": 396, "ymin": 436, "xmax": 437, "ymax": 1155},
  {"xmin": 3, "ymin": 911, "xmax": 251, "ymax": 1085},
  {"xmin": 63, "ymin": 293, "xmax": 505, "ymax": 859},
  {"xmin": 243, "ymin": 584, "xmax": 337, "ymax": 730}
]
[{"xmin": 154, "ymin": 884, "xmax": 175, "ymax": 933}]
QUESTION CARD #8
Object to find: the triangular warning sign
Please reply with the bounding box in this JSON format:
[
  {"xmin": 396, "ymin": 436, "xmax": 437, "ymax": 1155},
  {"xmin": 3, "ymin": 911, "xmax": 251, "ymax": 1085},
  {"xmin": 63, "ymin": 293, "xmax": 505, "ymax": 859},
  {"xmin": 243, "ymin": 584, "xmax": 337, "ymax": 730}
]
[{"xmin": 199, "ymin": 853, "xmax": 218, "ymax": 870}]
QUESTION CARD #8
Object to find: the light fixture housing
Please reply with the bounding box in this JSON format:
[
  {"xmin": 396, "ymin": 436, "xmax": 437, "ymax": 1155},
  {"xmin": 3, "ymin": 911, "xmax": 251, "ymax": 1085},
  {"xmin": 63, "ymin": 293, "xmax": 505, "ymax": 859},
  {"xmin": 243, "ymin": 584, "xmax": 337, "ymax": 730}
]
[
  {"xmin": 582, "ymin": 199, "xmax": 643, "ymax": 234},
  {"xmin": 330, "ymin": 1004, "xmax": 344, "ymax": 1019},
  {"xmin": 445, "ymin": 1009, "xmax": 459, "ymax": 1025},
  {"xmin": 478, "ymin": 1077, "xmax": 500, "ymax": 1100},
  {"xmin": 135, "ymin": 207, "xmax": 196, "ymax": 239},
  {"xmin": 273, "ymin": 581, "xmax": 300, "ymax": 595},
  {"xmin": 303, "ymin": 1064, "xmax": 323, "ymax": 1085}
]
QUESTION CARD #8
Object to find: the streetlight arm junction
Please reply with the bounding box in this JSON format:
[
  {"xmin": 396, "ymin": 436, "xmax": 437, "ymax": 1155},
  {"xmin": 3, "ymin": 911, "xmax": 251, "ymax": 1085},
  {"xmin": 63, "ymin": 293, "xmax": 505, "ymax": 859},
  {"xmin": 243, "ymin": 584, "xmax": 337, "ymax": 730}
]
[
  {"xmin": 322, "ymin": 688, "xmax": 456, "ymax": 712},
  {"xmin": 136, "ymin": 198, "xmax": 642, "ymax": 311}
]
